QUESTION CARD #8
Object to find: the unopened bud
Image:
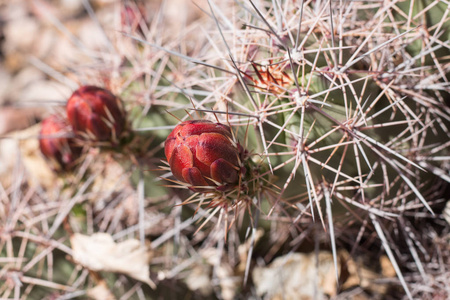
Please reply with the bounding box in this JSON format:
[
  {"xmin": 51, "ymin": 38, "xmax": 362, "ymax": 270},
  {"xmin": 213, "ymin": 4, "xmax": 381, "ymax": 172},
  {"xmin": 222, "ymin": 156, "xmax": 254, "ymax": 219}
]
[
  {"xmin": 66, "ymin": 86, "xmax": 126, "ymax": 143},
  {"xmin": 165, "ymin": 120, "xmax": 241, "ymax": 192},
  {"xmin": 39, "ymin": 114, "xmax": 80, "ymax": 171}
]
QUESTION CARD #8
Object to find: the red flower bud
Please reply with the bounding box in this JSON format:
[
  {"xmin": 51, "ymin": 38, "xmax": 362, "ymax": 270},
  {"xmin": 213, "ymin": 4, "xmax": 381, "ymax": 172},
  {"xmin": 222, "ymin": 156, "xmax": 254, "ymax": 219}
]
[
  {"xmin": 66, "ymin": 86, "xmax": 126, "ymax": 143},
  {"xmin": 39, "ymin": 114, "xmax": 81, "ymax": 171},
  {"xmin": 165, "ymin": 120, "xmax": 241, "ymax": 192},
  {"xmin": 121, "ymin": 2, "xmax": 147, "ymax": 33}
]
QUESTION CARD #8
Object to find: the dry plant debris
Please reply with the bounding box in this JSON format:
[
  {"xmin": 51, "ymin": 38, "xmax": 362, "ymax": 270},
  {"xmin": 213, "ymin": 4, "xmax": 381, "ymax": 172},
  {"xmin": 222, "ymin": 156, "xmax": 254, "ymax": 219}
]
[
  {"xmin": 70, "ymin": 232, "xmax": 155, "ymax": 288},
  {"xmin": 253, "ymin": 251, "xmax": 340, "ymax": 300}
]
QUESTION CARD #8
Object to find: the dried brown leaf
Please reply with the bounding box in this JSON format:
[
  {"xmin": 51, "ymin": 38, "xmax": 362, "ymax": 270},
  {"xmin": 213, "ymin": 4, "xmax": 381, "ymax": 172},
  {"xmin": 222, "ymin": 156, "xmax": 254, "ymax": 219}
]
[
  {"xmin": 253, "ymin": 252, "xmax": 339, "ymax": 300},
  {"xmin": 87, "ymin": 280, "xmax": 116, "ymax": 300},
  {"xmin": 70, "ymin": 233, "xmax": 155, "ymax": 288}
]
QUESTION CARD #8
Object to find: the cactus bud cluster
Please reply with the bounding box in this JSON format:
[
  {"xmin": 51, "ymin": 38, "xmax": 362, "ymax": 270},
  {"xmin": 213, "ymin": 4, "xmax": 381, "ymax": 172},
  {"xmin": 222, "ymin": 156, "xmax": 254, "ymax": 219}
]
[
  {"xmin": 16, "ymin": 1, "xmax": 450, "ymax": 299},
  {"xmin": 39, "ymin": 86, "xmax": 127, "ymax": 171}
]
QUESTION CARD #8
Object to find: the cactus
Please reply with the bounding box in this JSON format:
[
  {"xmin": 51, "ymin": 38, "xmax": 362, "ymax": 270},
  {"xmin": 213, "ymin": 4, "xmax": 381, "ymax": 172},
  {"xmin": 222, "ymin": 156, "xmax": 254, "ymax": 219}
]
[{"xmin": 1, "ymin": 0, "xmax": 449, "ymax": 299}]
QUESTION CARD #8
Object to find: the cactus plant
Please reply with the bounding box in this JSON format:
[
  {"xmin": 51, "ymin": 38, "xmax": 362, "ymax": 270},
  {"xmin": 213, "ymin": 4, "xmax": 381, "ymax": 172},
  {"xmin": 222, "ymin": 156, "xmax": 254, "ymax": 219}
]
[{"xmin": 2, "ymin": 0, "xmax": 449, "ymax": 299}]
